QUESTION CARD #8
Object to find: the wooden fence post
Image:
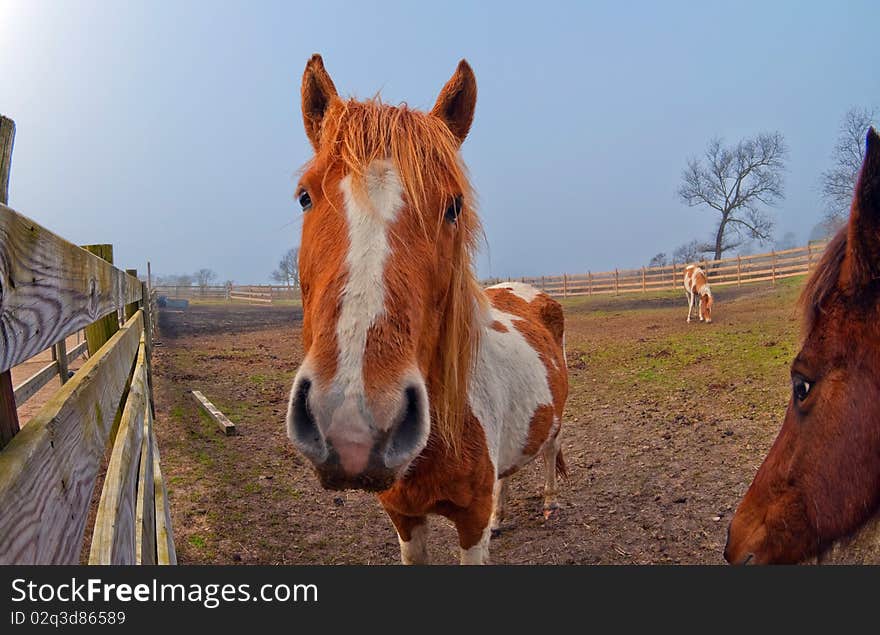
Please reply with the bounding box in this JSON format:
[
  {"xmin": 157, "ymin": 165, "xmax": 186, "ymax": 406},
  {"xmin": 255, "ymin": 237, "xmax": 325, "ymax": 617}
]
[
  {"xmin": 641, "ymin": 266, "xmax": 646, "ymax": 292},
  {"xmin": 541, "ymin": 275, "xmax": 545, "ymax": 292},
  {"xmin": 807, "ymin": 244, "xmax": 812, "ymax": 270},
  {"xmin": 614, "ymin": 268, "xmax": 619, "ymax": 295},
  {"xmin": 588, "ymin": 272, "xmax": 592, "ymax": 296},
  {"xmin": 772, "ymin": 251, "xmax": 777, "ymax": 285},
  {"xmin": 125, "ymin": 269, "xmax": 140, "ymax": 321},
  {"xmin": 562, "ymin": 273, "xmax": 568, "ymax": 297},
  {"xmin": 0, "ymin": 115, "xmax": 19, "ymax": 448},
  {"xmin": 671, "ymin": 262, "xmax": 676, "ymax": 289},
  {"xmin": 83, "ymin": 245, "xmax": 120, "ymax": 355},
  {"xmin": 54, "ymin": 340, "xmax": 70, "ymax": 386},
  {"xmin": 737, "ymin": 255, "xmax": 742, "ymax": 287}
]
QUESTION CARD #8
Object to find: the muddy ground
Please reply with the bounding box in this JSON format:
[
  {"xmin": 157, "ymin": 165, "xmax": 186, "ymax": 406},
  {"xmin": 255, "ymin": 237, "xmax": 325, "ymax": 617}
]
[{"xmin": 152, "ymin": 282, "xmax": 802, "ymax": 564}]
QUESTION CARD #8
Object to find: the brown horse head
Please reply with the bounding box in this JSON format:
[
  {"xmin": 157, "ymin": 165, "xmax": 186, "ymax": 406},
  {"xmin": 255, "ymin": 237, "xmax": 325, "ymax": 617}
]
[
  {"xmin": 286, "ymin": 55, "xmax": 483, "ymax": 491},
  {"xmin": 725, "ymin": 128, "xmax": 880, "ymax": 564}
]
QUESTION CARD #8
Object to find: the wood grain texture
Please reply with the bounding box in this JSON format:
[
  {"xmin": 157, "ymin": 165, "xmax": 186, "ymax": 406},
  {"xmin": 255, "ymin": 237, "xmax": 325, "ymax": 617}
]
[
  {"xmin": 191, "ymin": 390, "xmax": 236, "ymax": 435},
  {"xmin": 0, "ymin": 205, "xmax": 141, "ymax": 373},
  {"xmin": 89, "ymin": 341, "xmax": 147, "ymax": 565},
  {"xmin": 0, "ymin": 312, "xmax": 142, "ymax": 564},
  {"xmin": 83, "ymin": 244, "xmax": 121, "ymax": 356},
  {"xmin": 135, "ymin": 402, "xmax": 156, "ymax": 565},
  {"xmin": 152, "ymin": 430, "xmax": 177, "ymax": 565},
  {"xmin": 0, "ymin": 117, "xmax": 19, "ymax": 448}
]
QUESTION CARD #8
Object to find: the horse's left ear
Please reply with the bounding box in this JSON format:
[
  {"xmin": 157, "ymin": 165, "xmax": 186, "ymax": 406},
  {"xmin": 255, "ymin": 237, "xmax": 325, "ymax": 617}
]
[
  {"xmin": 844, "ymin": 128, "xmax": 880, "ymax": 292},
  {"xmin": 431, "ymin": 60, "xmax": 477, "ymax": 145}
]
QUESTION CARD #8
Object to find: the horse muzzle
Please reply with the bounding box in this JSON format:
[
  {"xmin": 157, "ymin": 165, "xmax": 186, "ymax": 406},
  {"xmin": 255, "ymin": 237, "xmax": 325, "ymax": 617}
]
[{"xmin": 286, "ymin": 372, "xmax": 430, "ymax": 492}]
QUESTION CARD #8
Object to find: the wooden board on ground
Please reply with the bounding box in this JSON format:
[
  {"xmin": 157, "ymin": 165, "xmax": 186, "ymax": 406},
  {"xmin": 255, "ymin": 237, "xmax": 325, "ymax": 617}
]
[{"xmin": 191, "ymin": 390, "xmax": 236, "ymax": 435}]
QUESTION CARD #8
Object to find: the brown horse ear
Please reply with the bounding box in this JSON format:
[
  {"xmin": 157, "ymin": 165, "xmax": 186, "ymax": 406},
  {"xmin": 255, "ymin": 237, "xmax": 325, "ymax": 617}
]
[
  {"xmin": 431, "ymin": 60, "xmax": 477, "ymax": 145},
  {"xmin": 301, "ymin": 54, "xmax": 339, "ymax": 151},
  {"xmin": 844, "ymin": 128, "xmax": 880, "ymax": 292}
]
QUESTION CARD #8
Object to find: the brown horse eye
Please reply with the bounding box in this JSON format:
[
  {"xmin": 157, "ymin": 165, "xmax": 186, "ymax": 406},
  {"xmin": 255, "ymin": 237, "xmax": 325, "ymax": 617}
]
[
  {"xmin": 792, "ymin": 376, "xmax": 811, "ymax": 402},
  {"xmin": 298, "ymin": 190, "xmax": 312, "ymax": 211},
  {"xmin": 445, "ymin": 196, "xmax": 463, "ymax": 223}
]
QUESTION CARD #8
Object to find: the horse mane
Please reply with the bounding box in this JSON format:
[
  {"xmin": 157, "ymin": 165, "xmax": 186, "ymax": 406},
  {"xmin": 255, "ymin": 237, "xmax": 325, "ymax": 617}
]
[
  {"xmin": 317, "ymin": 96, "xmax": 484, "ymax": 455},
  {"xmin": 799, "ymin": 228, "xmax": 847, "ymax": 332}
]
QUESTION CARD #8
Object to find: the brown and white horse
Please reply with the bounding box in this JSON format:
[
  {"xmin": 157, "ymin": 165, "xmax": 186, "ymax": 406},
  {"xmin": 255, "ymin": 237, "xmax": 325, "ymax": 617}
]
[
  {"xmin": 683, "ymin": 264, "xmax": 713, "ymax": 323},
  {"xmin": 286, "ymin": 55, "xmax": 569, "ymax": 564},
  {"xmin": 725, "ymin": 128, "xmax": 880, "ymax": 564}
]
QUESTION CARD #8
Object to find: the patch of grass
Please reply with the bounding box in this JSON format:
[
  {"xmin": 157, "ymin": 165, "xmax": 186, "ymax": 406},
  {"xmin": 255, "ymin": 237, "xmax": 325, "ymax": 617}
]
[{"xmin": 189, "ymin": 534, "xmax": 207, "ymax": 549}]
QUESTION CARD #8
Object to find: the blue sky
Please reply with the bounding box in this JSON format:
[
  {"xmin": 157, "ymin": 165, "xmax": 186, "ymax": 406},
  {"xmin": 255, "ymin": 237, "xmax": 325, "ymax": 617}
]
[{"xmin": 1, "ymin": 1, "xmax": 878, "ymax": 282}]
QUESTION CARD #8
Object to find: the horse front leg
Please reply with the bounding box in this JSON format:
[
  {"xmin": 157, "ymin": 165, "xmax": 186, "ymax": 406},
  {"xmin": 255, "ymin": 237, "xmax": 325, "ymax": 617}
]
[
  {"xmin": 385, "ymin": 510, "xmax": 429, "ymax": 565},
  {"xmin": 449, "ymin": 496, "xmax": 493, "ymax": 565},
  {"xmin": 490, "ymin": 477, "xmax": 509, "ymax": 537},
  {"xmin": 686, "ymin": 291, "xmax": 694, "ymax": 323}
]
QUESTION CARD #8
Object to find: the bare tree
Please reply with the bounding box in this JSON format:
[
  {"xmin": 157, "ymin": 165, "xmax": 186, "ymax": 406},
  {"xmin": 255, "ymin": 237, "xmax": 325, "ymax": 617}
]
[
  {"xmin": 678, "ymin": 132, "xmax": 787, "ymax": 261},
  {"xmin": 155, "ymin": 273, "xmax": 194, "ymax": 287},
  {"xmin": 673, "ymin": 240, "xmax": 705, "ymax": 264},
  {"xmin": 271, "ymin": 248, "xmax": 300, "ymax": 289},
  {"xmin": 820, "ymin": 107, "xmax": 877, "ymax": 223},
  {"xmin": 195, "ymin": 268, "xmax": 216, "ymax": 290},
  {"xmin": 648, "ymin": 252, "xmax": 668, "ymax": 268}
]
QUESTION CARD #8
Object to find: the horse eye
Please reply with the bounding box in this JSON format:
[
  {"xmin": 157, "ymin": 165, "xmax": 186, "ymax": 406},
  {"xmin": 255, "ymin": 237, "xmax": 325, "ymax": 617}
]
[
  {"xmin": 298, "ymin": 190, "xmax": 312, "ymax": 211},
  {"xmin": 445, "ymin": 195, "xmax": 463, "ymax": 223},
  {"xmin": 792, "ymin": 375, "xmax": 812, "ymax": 403}
]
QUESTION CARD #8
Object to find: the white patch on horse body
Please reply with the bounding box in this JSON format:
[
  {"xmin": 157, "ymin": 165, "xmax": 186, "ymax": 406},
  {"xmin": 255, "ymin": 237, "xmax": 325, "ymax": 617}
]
[
  {"xmin": 486, "ymin": 281, "xmax": 541, "ymax": 303},
  {"xmin": 398, "ymin": 522, "xmax": 429, "ymax": 565},
  {"xmin": 468, "ymin": 304, "xmax": 553, "ymax": 476},
  {"xmin": 335, "ymin": 160, "xmax": 403, "ymax": 398}
]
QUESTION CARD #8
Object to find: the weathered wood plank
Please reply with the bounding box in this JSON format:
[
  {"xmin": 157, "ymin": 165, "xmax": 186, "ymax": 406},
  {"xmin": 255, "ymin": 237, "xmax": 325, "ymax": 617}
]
[
  {"xmin": 152, "ymin": 430, "xmax": 177, "ymax": 565},
  {"xmin": 67, "ymin": 340, "xmax": 88, "ymax": 364},
  {"xmin": 0, "ymin": 311, "xmax": 143, "ymax": 564},
  {"xmin": 83, "ymin": 244, "xmax": 121, "ymax": 356},
  {"xmin": 12, "ymin": 359, "xmax": 60, "ymax": 405},
  {"xmin": 89, "ymin": 341, "xmax": 147, "ymax": 565},
  {"xmin": 0, "ymin": 116, "xmax": 19, "ymax": 448},
  {"xmin": 191, "ymin": 390, "xmax": 236, "ymax": 435},
  {"xmin": 0, "ymin": 206, "xmax": 141, "ymax": 372},
  {"xmin": 135, "ymin": 401, "xmax": 156, "ymax": 565}
]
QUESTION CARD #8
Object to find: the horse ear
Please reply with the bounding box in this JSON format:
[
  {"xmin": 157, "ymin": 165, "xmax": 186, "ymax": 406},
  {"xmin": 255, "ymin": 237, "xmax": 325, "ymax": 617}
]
[
  {"xmin": 431, "ymin": 60, "xmax": 477, "ymax": 145},
  {"xmin": 301, "ymin": 54, "xmax": 339, "ymax": 151},
  {"xmin": 844, "ymin": 128, "xmax": 880, "ymax": 292}
]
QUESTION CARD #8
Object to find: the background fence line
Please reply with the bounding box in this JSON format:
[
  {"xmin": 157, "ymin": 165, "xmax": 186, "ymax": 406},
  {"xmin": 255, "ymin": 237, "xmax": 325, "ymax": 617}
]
[{"xmin": 490, "ymin": 240, "xmax": 830, "ymax": 298}]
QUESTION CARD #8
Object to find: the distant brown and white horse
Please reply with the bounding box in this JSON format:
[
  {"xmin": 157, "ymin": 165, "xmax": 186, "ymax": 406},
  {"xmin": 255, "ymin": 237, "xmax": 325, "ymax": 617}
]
[
  {"xmin": 725, "ymin": 128, "xmax": 880, "ymax": 564},
  {"xmin": 286, "ymin": 55, "xmax": 568, "ymax": 564},
  {"xmin": 683, "ymin": 264, "xmax": 713, "ymax": 323}
]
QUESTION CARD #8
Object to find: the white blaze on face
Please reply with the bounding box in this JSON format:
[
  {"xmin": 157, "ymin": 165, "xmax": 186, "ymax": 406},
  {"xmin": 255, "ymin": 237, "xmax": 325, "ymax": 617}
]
[
  {"xmin": 335, "ymin": 160, "xmax": 404, "ymax": 401},
  {"xmin": 469, "ymin": 304, "xmax": 554, "ymax": 475}
]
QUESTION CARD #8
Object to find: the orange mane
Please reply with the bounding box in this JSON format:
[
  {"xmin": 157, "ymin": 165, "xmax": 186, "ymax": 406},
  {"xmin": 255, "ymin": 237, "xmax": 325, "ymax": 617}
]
[{"xmin": 311, "ymin": 97, "xmax": 485, "ymax": 454}]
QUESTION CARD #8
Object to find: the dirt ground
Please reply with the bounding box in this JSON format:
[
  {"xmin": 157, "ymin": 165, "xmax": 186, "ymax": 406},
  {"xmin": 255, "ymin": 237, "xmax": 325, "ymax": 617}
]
[{"xmin": 152, "ymin": 282, "xmax": 803, "ymax": 564}]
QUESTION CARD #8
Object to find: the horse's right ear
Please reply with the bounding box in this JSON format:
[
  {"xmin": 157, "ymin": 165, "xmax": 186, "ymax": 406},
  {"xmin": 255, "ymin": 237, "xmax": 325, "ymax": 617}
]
[
  {"xmin": 844, "ymin": 128, "xmax": 880, "ymax": 293},
  {"xmin": 431, "ymin": 60, "xmax": 477, "ymax": 145},
  {"xmin": 301, "ymin": 54, "xmax": 339, "ymax": 151}
]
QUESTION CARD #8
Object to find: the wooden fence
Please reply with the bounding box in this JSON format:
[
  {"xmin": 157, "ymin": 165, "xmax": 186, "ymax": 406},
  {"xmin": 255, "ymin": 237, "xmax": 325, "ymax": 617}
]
[
  {"xmin": 504, "ymin": 241, "xmax": 830, "ymax": 298},
  {"xmin": 153, "ymin": 283, "xmax": 300, "ymax": 304},
  {"xmin": 0, "ymin": 115, "xmax": 175, "ymax": 564}
]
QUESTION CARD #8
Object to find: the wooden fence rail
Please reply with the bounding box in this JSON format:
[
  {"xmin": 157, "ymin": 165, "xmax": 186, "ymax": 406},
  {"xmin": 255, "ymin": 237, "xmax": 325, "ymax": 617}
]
[
  {"xmin": 498, "ymin": 240, "xmax": 830, "ymax": 298},
  {"xmin": 0, "ymin": 115, "xmax": 174, "ymax": 564}
]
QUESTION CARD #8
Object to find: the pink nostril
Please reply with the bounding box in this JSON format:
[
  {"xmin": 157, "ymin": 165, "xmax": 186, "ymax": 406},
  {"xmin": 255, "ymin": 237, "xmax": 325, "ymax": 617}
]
[{"xmin": 331, "ymin": 439, "xmax": 372, "ymax": 475}]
